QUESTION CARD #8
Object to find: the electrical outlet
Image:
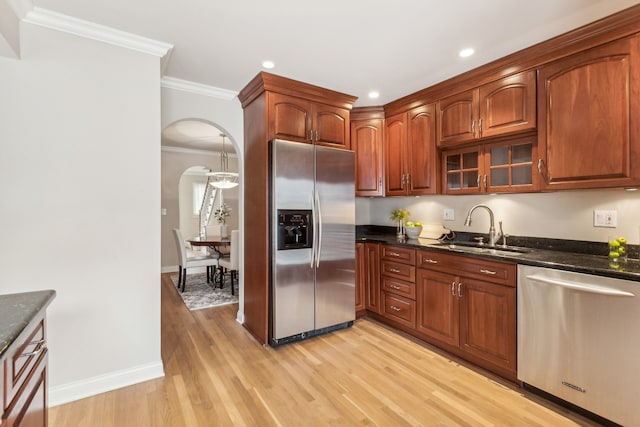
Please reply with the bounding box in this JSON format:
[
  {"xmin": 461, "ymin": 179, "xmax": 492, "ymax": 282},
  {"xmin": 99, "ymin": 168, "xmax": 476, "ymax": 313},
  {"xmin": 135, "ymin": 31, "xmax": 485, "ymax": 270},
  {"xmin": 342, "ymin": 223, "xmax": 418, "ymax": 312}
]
[
  {"xmin": 594, "ymin": 210, "xmax": 617, "ymax": 228},
  {"xmin": 443, "ymin": 208, "xmax": 455, "ymax": 221}
]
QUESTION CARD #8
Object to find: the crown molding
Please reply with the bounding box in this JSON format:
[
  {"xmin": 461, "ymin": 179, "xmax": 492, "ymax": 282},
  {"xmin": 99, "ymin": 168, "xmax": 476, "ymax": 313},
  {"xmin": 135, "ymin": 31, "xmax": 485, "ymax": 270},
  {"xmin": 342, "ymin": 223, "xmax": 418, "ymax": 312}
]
[
  {"xmin": 23, "ymin": 7, "xmax": 173, "ymax": 58},
  {"xmin": 161, "ymin": 76, "xmax": 238, "ymax": 100}
]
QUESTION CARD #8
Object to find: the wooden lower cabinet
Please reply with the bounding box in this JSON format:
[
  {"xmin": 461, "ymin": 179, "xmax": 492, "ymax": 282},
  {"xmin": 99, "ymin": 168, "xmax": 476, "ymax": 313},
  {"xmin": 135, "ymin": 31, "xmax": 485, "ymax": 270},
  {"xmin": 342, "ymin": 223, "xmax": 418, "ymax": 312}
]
[
  {"xmin": 3, "ymin": 317, "xmax": 49, "ymax": 427},
  {"xmin": 367, "ymin": 246, "xmax": 517, "ymax": 381},
  {"xmin": 355, "ymin": 243, "xmax": 366, "ymax": 313},
  {"xmin": 415, "ymin": 251, "xmax": 517, "ymax": 380},
  {"xmin": 362, "ymin": 242, "xmax": 381, "ymax": 314}
]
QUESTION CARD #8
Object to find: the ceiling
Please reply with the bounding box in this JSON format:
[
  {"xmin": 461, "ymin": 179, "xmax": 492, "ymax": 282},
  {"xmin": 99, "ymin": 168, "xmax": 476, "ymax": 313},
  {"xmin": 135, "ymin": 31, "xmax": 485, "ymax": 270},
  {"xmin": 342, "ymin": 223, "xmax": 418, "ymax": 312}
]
[{"xmin": 27, "ymin": 0, "xmax": 640, "ymax": 151}]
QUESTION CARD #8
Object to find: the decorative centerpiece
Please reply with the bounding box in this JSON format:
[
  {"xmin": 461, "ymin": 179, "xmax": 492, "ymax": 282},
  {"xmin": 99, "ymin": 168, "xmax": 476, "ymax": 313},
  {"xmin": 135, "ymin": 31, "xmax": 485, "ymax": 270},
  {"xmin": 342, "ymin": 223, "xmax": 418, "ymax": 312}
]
[
  {"xmin": 405, "ymin": 221, "xmax": 423, "ymax": 239},
  {"xmin": 390, "ymin": 208, "xmax": 410, "ymax": 239},
  {"xmin": 214, "ymin": 202, "xmax": 232, "ymax": 238}
]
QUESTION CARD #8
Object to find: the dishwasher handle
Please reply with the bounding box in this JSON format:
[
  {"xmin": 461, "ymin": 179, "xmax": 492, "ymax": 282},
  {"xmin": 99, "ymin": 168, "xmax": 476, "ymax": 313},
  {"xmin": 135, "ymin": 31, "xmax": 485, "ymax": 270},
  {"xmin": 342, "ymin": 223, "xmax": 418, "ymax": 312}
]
[{"xmin": 526, "ymin": 274, "xmax": 635, "ymax": 297}]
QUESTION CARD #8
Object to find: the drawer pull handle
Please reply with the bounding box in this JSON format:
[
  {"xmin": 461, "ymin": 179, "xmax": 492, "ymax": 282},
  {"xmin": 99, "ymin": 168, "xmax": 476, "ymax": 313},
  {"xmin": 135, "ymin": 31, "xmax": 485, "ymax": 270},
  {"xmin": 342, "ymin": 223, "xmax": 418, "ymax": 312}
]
[
  {"xmin": 390, "ymin": 285, "xmax": 401, "ymax": 290},
  {"xmin": 389, "ymin": 268, "xmax": 401, "ymax": 273},
  {"xmin": 390, "ymin": 305, "xmax": 401, "ymax": 312},
  {"xmin": 388, "ymin": 252, "xmax": 401, "ymax": 257},
  {"xmin": 423, "ymin": 259, "xmax": 438, "ymax": 264},
  {"xmin": 480, "ymin": 269, "xmax": 497, "ymax": 275},
  {"xmin": 20, "ymin": 339, "xmax": 47, "ymax": 358}
]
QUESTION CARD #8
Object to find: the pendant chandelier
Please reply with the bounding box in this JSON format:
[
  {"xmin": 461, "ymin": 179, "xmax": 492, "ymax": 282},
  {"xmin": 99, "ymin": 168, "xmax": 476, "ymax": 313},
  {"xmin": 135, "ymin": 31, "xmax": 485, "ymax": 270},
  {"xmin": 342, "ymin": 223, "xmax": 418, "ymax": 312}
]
[{"xmin": 207, "ymin": 133, "xmax": 238, "ymax": 189}]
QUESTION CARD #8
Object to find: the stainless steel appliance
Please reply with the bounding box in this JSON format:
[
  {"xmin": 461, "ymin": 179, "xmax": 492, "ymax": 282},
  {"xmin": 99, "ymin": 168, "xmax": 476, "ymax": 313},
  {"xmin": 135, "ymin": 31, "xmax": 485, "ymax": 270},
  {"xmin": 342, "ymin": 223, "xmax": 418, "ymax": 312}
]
[
  {"xmin": 270, "ymin": 139, "xmax": 355, "ymax": 345},
  {"xmin": 518, "ymin": 265, "xmax": 640, "ymax": 426}
]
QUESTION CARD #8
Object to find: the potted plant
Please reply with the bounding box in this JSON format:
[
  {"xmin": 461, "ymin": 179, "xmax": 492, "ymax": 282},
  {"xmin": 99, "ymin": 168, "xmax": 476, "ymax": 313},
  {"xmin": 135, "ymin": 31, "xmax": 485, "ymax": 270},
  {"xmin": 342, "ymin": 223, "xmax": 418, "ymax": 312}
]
[
  {"xmin": 390, "ymin": 208, "xmax": 410, "ymax": 238},
  {"xmin": 214, "ymin": 202, "xmax": 232, "ymax": 238}
]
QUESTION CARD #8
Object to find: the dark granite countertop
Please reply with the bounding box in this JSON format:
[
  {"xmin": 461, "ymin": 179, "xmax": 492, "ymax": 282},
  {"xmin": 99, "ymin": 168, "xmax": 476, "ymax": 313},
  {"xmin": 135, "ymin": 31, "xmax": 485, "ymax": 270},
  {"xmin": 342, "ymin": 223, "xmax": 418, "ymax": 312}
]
[
  {"xmin": 356, "ymin": 227, "xmax": 640, "ymax": 282},
  {"xmin": 0, "ymin": 290, "xmax": 56, "ymax": 359}
]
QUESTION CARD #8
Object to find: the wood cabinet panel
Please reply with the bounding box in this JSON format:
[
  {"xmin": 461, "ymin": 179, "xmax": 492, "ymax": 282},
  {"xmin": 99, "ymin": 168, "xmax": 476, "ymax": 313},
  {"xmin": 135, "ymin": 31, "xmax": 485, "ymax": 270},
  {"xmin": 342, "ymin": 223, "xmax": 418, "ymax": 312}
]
[
  {"xmin": 385, "ymin": 105, "xmax": 437, "ymax": 196},
  {"xmin": 479, "ymin": 71, "xmax": 536, "ymax": 138},
  {"xmin": 407, "ymin": 105, "xmax": 438, "ymax": 194},
  {"xmin": 315, "ymin": 105, "xmax": 350, "ymax": 149},
  {"xmin": 351, "ymin": 118, "xmax": 384, "ymax": 196},
  {"xmin": 364, "ymin": 242, "xmax": 381, "ymax": 314},
  {"xmin": 381, "ymin": 292, "xmax": 416, "ymax": 329},
  {"xmin": 416, "ymin": 269, "xmax": 459, "ymax": 347},
  {"xmin": 355, "ymin": 243, "xmax": 366, "ymax": 313},
  {"xmin": 380, "ymin": 245, "xmax": 415, "ymax": 265},
  {"xmin": 381, "ymin": 277, "xmax": 416, "ymax": 300},
  {"xmin": 437, "ymin": 71, "xmax": 536, "ymax": 147},
  {"xmin": 380, "ymin": 260, "xmax": 415, "ymax": 283},
  {"xmin": 437, "ymin": 90, "xmax": 477, "ymax": 145},
  {"xmin": 384, "ymin": 114, "xmax": 406, "ymax": 195},
  {"xmin": 459, "ymin": 278, "xmax": 516, "ymax": 372},
  {"xmin": 538, "ymin": 36, "xmax": 640, "ymax": 189},
  {"xmin": 270, "ymin": 93, "xmax": 312, "ymax": 143}
]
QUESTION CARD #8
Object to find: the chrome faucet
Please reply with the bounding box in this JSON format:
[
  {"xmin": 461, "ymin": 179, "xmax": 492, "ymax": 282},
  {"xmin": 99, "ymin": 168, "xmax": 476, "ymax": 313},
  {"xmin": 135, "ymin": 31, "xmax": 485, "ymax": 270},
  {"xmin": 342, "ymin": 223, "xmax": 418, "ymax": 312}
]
[{"xmin": 463, "ymin": 204, "xmax": 497, "ymax": 247}]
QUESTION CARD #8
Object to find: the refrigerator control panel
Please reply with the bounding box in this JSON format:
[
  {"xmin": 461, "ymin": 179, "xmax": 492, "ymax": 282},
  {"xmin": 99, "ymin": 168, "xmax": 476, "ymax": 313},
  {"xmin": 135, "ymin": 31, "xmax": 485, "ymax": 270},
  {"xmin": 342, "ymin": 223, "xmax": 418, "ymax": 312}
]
[{"xmin": 277, "ymin": 209, "xmax": 312, "ymax": 250}]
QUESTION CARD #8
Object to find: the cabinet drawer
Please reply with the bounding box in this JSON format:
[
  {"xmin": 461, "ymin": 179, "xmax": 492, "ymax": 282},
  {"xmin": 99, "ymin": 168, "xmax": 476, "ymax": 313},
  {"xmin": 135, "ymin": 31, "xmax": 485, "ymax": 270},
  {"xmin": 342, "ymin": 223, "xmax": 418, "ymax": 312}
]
[
  {"xmin": 382, "ymin": 277, "xmax": 416, "ymax": 300},
  {"xmin": 381, "ymin": 292, "xmax": 416, "ymax": 328},
  {"xmin": 381, "ymin": 245, "xmax": 415, "ymax": 265},
  {"xmin": 380, "ymin": 260, "xmax": 416, "ymax": 282},
  {"xmin": 5, "ymin": 318, "xmax": 46, "ymax": 406},
  {"xmin": 417, "ymin": 249, "xmax": 516, "ymax": 287}
]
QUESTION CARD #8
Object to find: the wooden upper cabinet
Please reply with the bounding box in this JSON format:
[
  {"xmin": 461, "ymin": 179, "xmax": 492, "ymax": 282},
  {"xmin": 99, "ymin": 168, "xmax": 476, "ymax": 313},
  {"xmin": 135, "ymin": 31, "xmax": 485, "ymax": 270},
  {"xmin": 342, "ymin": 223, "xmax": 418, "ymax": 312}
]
[
  {"xmin": 385, "ymin": 104, "xmax": 437, "ymax": 196},
  {"xmin": 479, "ymin": 71, "xmax": 536, "ymax": 139},
  {"xmin": 315, "ymin": 104, "xmax": 350, "ymax": 149},
  {"xmin": 384, "ymin": 113, "xmax": 407, "ymax": 195},
  {"xmin": 270, "ymin": 92, "xmax": 312, "ymax": 143},
  {"xmin": 538, "ymin": 36, "xmax": 640, "ymax": 189},
  {"xmin": 268, "ymin": 92, "xmax": 350, "ymax": 148},
  {"xmin": 437, "ymin": 70, "xmax": 536, "ymax": 147},
  {"xmin": 351, "ymin": 108, "xmax": 384, "ymax": 196},
  {"xmin": 437, "ymin": 89, "xmax": 478, "ymax": 146},
  {"xmin": 407, "ymin": 105, "xmax": 438, "ymax": 194}
]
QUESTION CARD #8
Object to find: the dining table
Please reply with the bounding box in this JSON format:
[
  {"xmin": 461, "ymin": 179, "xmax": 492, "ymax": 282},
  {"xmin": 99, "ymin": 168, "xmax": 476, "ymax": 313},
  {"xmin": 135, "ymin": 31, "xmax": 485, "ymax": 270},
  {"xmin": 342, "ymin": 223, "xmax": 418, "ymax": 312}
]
[{"xmin": 188, "ymin": 235, "xmax": 230, "ymax": 256}]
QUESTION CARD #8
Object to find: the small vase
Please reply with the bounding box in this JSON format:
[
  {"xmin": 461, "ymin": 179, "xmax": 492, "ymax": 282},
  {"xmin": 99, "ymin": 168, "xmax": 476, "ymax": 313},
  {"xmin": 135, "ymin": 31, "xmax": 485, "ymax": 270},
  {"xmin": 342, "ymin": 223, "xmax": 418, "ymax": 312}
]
[
  {"xmin": 220, "ymin": 223, "xmax": 229, "ymax": 239},
  {"xmin": 396, "ymin": 219, "xmax": 405, "ymax": 239}
]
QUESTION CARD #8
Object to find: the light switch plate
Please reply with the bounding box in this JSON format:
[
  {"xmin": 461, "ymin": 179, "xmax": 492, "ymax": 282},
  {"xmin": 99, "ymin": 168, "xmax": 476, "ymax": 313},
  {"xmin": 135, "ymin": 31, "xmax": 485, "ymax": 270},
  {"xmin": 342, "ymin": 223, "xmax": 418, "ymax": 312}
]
[
  {"xmin": 443, "ymin": 208, "xmax": 455, "ymax": 221},
  {"xmin": 594, "ymin": 210, "xmax": 617, "ymax": 227}
]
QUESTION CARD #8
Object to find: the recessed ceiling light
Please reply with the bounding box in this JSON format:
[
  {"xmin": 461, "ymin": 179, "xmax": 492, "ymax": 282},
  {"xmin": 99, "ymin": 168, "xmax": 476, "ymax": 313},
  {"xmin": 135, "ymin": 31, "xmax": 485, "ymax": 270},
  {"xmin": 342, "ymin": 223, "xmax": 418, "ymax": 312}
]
[
  {"xmin": 368, "ymin": 91, "xmax": 380, "ymax": 99},
  {"xmin": 459, "ymin": 48, "xmax": 475, "ymax": 58},
  {"xmin": 262, "ymin": 61, "xmax": 275, "ymax": 69}
]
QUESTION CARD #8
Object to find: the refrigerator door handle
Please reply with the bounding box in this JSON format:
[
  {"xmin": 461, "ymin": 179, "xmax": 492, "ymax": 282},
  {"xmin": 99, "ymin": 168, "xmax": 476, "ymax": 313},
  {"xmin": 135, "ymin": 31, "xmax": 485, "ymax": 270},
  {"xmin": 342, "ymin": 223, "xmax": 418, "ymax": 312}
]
[
  {"xmin": 310, "ymin": 191, "xmax": 316, "ymax": 268},
  {"xmin": 315, "ymin": 191, "xmax": 323, "ymax": 268}
]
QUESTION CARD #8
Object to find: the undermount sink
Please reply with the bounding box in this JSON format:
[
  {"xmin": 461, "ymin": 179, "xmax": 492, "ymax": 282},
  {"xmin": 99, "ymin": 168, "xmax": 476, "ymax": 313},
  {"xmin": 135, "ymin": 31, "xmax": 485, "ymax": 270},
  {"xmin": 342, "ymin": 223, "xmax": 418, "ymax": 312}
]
[{"xmin": 434, "ymin": 241, "xmax": 529, "ymax": 256}]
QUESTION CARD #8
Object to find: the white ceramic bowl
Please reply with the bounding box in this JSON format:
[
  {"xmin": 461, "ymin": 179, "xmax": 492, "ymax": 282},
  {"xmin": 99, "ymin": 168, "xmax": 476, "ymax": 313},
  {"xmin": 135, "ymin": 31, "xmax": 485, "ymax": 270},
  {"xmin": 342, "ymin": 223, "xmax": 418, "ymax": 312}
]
[{"xmin": 405, "ymin": 226, "xmax": 423, "ymax": 239}]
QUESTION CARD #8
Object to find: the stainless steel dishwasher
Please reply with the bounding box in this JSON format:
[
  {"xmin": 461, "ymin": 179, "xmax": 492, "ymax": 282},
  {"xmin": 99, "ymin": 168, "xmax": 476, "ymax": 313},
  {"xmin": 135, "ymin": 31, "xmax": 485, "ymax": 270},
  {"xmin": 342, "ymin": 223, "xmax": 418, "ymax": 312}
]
[{"xmin": 518, "ymin": 265, "xmax": 639, "ymax": 426}]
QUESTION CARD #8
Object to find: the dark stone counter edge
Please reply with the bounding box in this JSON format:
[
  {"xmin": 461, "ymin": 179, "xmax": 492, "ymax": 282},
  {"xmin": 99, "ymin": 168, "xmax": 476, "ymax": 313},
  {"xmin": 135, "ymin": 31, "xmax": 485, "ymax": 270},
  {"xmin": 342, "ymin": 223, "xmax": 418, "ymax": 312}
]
[
  {"xmin": 0, "ymin": 290, "xmax": 56, "ymax": 359},
  {"xmin": 357, "ymin": 234, "xmax": 640, "ymax": 283}
]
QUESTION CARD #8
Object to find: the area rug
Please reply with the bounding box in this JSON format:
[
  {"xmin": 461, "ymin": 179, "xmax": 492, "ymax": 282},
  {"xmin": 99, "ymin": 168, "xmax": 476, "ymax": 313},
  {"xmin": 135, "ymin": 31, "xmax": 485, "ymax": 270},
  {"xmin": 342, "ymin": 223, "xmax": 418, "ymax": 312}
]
[{"xmin": 170, "ymin": 272, "xmax": 238, "ymax": 310}]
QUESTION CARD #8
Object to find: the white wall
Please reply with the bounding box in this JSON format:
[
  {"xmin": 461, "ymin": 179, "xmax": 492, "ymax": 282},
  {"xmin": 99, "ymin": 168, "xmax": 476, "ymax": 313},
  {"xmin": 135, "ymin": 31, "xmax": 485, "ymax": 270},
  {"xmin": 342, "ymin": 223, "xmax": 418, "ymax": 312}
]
[
  {"xmin": 0, "ymin": 23, "xmax": 163, "ymax": 404},
  {"xmin": 160, "ymin": 87, "xmax": 245, "ymax": 322},
  {"xmin": 361, "ymin": 188, "xmax": 640, "ymax": 244}
]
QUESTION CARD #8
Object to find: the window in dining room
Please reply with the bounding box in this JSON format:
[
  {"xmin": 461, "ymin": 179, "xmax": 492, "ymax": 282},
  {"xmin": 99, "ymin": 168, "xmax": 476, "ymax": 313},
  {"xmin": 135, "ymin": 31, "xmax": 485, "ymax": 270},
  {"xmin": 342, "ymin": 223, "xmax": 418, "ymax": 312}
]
[{"xmin": 193, "ymin": 181, "xmax": 207, "ymax": 216}]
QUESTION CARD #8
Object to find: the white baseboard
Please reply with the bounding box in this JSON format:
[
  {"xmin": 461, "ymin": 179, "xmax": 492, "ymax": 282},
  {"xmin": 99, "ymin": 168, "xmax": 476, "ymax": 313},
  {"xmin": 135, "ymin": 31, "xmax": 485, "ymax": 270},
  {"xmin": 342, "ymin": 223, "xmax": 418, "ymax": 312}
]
[
  {"xmin": 161, "ymin": 265, "xmax": 178, "ymax": 273},
  {"xmin": 49, "ymin": 361, "xmax": 165, "ymax": 407}
]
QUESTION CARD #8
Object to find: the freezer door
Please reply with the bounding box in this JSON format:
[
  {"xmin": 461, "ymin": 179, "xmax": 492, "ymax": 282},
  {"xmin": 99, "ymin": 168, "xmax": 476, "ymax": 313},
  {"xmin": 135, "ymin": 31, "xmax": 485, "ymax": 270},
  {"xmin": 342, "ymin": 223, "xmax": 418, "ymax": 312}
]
[
  {"xmin": 314, "ymin": 146, "xmax": 356, "ymax": 330},
  {"xmin": 271, "ymin": 140, "xmax": 315, "ymax": 339}
]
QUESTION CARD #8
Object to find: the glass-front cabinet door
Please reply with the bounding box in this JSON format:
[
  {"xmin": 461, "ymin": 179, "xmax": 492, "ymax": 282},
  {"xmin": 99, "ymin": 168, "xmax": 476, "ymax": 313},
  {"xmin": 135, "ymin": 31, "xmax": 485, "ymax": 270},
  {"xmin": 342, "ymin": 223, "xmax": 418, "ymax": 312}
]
[
  {"xmin": 442, "ymin": 136, "xmax": 538, "ymax": 194},
  {"xmin": 444, "ymin": 147, "xmax": 482, "ymax": 194}
]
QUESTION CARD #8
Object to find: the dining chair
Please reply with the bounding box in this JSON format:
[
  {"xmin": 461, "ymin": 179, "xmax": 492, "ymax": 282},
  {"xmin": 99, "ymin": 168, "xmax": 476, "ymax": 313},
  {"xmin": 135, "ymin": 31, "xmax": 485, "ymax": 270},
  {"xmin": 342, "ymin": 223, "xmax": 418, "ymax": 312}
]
[
  {"xmin": 172, "ymin": 228, "xmax": 219, "ymax": 292},
  {"xmin": 217, "ymin": 229, "xmax": 239, "ymax": 295}
]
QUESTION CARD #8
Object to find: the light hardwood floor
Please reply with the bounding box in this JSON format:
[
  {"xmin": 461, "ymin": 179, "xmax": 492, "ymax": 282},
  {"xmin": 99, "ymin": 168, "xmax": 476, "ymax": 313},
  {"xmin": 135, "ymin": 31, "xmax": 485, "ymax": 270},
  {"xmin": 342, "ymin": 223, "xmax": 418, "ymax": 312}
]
[{"xmin": 49, "ymin": 274, "xmax": 600, "ymax": 426}]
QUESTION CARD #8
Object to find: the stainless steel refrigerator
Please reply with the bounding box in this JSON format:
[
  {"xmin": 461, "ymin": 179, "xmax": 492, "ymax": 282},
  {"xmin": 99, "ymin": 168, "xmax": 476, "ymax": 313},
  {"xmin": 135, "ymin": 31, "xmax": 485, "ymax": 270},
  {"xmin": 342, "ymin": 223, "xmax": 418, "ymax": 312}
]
[{"xmin": 269, "ymin": 139, "xmax": 355, "ymax": 345}]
